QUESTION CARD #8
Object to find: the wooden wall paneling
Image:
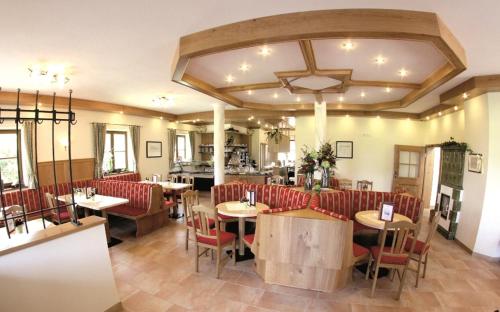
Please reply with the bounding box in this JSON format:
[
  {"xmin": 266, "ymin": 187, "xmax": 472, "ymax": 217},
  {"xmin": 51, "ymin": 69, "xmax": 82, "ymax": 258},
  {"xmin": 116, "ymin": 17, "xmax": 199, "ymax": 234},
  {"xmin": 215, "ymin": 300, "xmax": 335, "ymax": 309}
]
[{"xmin": 37, "ymin": 158, "xmax": 95, "ymax": 187}]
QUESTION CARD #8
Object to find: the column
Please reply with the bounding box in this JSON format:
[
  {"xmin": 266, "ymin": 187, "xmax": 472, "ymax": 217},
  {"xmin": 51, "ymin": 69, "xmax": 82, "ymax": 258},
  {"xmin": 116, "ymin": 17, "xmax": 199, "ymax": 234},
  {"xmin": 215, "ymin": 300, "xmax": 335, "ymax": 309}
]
[
  {"xmin": 213, "ymin": 102, "xmax": 225, "ymax": 185},
  {"xmin": 314, "ymin": 100, "xmax": 327, "ymax": 149}
]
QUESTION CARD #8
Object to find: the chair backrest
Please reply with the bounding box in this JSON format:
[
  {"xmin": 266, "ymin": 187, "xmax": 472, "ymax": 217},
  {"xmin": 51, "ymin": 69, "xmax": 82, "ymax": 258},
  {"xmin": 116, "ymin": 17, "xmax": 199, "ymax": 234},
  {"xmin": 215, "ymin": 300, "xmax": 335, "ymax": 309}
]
[
  {"xmin": 181, "ymin": 176, "xmax": 195, "ymax": 190},
  {"xmin": 357, "ymin": 180, "xmax": 373, "ymax": 191},
  {"xmin": 377, "ymin": 220, "xmax": 421, "ymax": 264},
  {"xmin": 167, "ymin": 174, "xmax": 179, "ymax": 183},
  {"xmin": 181, "ymin": 190, "xmax": 199, "ymax": 226},
  {"xmin": 190, "ymin": 205, "xmax": 222, "ymax": 246},
  {"xmin": 269, "ymin": 175, "xmax": 284, "ymax": 185},
  {"xmin": 424, "ymin": 213, "xmax": 440, "ymax": 247},
  {"xmin": 45, "ymin": 192, "xmax": 56, "ymax": 209}
]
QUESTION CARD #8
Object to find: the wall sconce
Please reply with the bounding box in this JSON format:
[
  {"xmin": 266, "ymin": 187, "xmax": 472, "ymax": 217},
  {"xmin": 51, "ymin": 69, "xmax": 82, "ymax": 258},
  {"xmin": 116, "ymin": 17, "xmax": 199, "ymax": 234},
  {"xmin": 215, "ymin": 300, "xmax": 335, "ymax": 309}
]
[{"xmin": 59, "ymin": 138, "xmax": 69, "ymax": 151}]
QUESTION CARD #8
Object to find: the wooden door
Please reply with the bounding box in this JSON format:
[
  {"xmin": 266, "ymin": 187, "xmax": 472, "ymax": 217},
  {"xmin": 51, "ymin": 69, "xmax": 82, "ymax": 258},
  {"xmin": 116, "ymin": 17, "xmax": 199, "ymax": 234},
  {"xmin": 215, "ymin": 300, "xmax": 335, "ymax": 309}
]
[{"xmin": 392, "ymin": 145, "xmax": 426, "ymax": 198}]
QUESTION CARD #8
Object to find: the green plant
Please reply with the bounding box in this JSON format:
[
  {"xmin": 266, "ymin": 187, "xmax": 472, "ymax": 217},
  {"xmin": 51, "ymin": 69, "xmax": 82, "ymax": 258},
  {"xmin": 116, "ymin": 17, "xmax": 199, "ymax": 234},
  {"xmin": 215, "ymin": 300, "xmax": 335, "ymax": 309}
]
[
  {"xmin": 266, "ymin": 128, "xmax": 283, "ymax": 144},
  {"xmin": 442, "ymin": 137, "xmax": 474, "ymax": 153},
  {"xmin": 299, "ymin": 146, "xmax": 317, "ymax": 174},
  {"xmin": 317, "ymin": 142, "xmax": 337, "ymax": 170}
]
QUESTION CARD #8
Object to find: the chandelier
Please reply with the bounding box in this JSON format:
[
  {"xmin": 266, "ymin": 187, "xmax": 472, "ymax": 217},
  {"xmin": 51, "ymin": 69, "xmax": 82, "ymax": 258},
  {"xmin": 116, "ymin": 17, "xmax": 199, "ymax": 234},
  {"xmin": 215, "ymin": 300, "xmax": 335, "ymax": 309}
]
[{"xmin": 28, "ymin": 64, "xmax": 70, "ymax": 89}]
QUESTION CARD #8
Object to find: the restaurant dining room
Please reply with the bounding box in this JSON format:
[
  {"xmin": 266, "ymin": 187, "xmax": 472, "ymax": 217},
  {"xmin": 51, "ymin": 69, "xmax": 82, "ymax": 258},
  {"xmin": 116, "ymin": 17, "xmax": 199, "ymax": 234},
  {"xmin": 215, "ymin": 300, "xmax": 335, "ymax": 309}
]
[{"xmin": 1, "ymin": 1, "xmax": 500, "ymax": 311}]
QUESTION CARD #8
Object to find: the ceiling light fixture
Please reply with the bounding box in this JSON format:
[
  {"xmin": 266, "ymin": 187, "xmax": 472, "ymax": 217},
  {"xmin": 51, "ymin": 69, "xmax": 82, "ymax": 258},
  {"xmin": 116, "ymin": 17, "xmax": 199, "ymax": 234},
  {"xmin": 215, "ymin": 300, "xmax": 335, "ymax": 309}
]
[
  {"xmin": 28, "ymin": 64, "xmax": 70, "ymax": 89},
  {"xmin": 239, "ymin": 62, "xmax": 251, "ymax": 72},
  {"xmin": 152, "ymin": 96, "xmax": 174, "ymax": 106},
  {"xmin": 265, "ymin": 124, "xmax": 269, "ymax": 128},
  {"xmin": 374, "ymin": 55, "xmax": 386, "ymax": 65},
  {"xmin": 454, "ymin": 106, "xmax": 458, "ymax": 111},
  {"xmin": 247, "ymin": 90, "xmax": 253, "ymax": 95},
  {"xmin": 338, "ymin": 95, "xmax": 345, "ymax": 102},
  {"xmin": 426, "ymin": 116, "xmax": 430, "ymax": 120},
  {"xmin": 398, "ymin": 68, "xmax": 409, "ymax": 78},
  {"xmin": 224, "ymin": 74, "xmax": 235, "ymax": 83},
  {"xmin": 462, "ymin": 92, "xmax": 468, "ymax": 99},
  {"xmin": 345, "ymin": 114, "xmax": 350, "ymax": 118},
  {"xmin": 360, "ymin": 91, "xmax": 366, "ymax": 98},
  {"xmin": 295, "ymin": 96, "xmax": 301, "ymax": 102},
  {"xmin": 272, "ymin": 92, "xmax": 279, "ymax": 99},
  {"xmin": 376, "ymin": 115, "xmax": 380, "ymax": 119},
  {"xmin": 119, "ymin": 111, "xmax": 123, "ymax": 115},
  {"xmin": 438, "ymin": 112, "xmax": 442, "ymax": 116},
  {"xmin": 258, "ymin": 45, "xmax": 272, "ymax": 57},
  {"xmin": 257, "ymin": 120, "xmax": 261, "ymax": 125},
  {"xmin": 159, "ymin": 116, "xmax": 163, "ymax": 120},
  {"xmin": 340, "ymin": 40, "xmax": 355, "ymax": 51},
  {"xmin": 385, "ymin": 87, "xmax": 392, "ymax": 93}
]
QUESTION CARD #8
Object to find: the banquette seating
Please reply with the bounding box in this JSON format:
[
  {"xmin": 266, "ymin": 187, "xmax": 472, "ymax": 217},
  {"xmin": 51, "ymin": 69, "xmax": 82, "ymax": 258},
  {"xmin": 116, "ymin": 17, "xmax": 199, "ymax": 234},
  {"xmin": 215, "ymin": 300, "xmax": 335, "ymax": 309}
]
[{"xmin": 1, "ymin": 172, "xmax": 169, "ymax": 237}]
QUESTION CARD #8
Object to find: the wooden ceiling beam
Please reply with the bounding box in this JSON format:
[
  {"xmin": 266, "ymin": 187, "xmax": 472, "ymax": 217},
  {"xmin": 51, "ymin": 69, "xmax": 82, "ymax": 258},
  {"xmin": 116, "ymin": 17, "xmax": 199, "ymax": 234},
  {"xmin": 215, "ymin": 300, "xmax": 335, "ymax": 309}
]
[
  {"xmin": 347, "ymin": 80, "xmax": 421, "ymax": 89},
  {"xmin": 299, "ymin": 40, "xmax": 317, "ymax": 72},
  {"xmin": 0, "ymin": 90, "xmax": 177, "ymax": 121},
  {"xmin": 440, "ymin": 75, "xmax": 500, "ymax": 105},
  {"xmin": 217, "ymin": 82, "xmax": 282, "ymax": 93}
]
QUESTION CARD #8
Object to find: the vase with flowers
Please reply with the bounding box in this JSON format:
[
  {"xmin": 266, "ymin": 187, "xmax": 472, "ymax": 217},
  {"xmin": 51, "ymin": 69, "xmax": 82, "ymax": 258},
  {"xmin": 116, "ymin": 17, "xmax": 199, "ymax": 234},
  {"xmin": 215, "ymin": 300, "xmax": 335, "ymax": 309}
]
[
  {"xmin": 317, "ymin": 142, "xmax": 337, "ymax": 188},
  {"xmin": 299, "ymin": 147, "xmax": 317, "ymax": 190}
]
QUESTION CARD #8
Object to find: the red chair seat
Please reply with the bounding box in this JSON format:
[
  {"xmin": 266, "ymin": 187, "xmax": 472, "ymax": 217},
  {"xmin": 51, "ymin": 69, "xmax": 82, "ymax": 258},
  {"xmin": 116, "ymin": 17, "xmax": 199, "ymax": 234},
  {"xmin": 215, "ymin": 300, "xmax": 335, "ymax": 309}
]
[
  {"xmin": 243, "ymin": 234, "xmax": 255, "ymax": 245},
  {"xmin": 107, "ymin": 205, "xmax": 146, "ymax": 217},
  {"xmin": 404, "ymin": 237, "xmax": 429, "ymax": 255},
  {"xmin": 197, "ymin": 229, "xmax": 235, "ymax": 246},
  {"xmin": 370, "ymin": 246, "xmax": 409, "ymax": 265},
  {"xmin": 52, "ymin": 210, "xmax": 71, "ymax": 221},
  {"xmin": 218, "ymin": 213, "xmax": 237, "ymax": 220},
  {"xmin": 163, "ymin": 200, "xmax": 175, "ymax": 207},
  {"xmin": 187, "ymin": 218, "xmax": 215, "ymax": 229},
  {"xmin": 353, "ymin": 243, "xmax": 369, "ymax": 258}
]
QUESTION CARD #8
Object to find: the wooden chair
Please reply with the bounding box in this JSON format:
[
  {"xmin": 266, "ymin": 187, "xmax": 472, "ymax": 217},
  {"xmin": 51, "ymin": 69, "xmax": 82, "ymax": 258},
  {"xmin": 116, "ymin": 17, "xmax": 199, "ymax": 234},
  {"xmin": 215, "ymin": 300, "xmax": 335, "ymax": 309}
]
[
  {"xmin": 357, "ymin": 180, "xmax": 373, "ymax": 191},
  {"xmin": 189, "ymin": 204, "xmax": 236, "ymax": 278},
  {"xmin": 365, "ymin": 220, "xmax": 421, "ymax": 300},
  {"xmin": 181, "ymin": 190, "xmax": 214, "ymax": 251},
  {"xmin": 166, "ymin": 174, "xmax": 179, "ymax": 183},
  {"xmin": 269, "ymin": 175, "xmax": 284, "ymax": 185},
  {"xmin": 181, "ymin": 175, "xmax": 195, "ymax": 190},
  {"xmin": 339, "ymin": 178, "xmax": 353, "ymax": 190},
  {"xmin": 406, "ymin": 213, "xmax": 440, "ymax": 287},
  {"xmin": 45, "ymin": 193, "xmax": 70, "ymax": 224}
]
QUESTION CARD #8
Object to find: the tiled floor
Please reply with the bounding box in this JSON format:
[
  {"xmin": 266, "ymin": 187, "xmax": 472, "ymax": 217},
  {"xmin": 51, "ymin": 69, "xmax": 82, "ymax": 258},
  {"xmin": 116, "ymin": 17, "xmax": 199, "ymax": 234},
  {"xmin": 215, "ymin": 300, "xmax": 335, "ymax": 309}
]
[{"xmin": 110, "ymin": 192, "xmax": 500, "ymax": 312}]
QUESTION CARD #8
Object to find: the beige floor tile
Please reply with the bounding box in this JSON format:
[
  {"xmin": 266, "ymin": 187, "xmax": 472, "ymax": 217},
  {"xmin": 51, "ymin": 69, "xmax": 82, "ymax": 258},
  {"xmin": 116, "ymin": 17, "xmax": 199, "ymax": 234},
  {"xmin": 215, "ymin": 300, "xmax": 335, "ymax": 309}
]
[
  {"xmin": 214, "ymin": 282, "xmax": 265, "ymax": 305},
  {"xmin": 254, "ymin": 291, "xmax": 312, "ymax": 312},
  {"xmin": 122, "ymin": 290, "xmax": 172, "ymax": 312}
]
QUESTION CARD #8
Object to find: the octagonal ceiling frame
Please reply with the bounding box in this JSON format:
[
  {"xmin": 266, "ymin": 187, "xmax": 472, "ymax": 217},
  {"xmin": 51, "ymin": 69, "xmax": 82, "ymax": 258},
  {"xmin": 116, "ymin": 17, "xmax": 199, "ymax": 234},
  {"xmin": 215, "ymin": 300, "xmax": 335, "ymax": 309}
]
[{"xmin": 172, "ymin": 9, "xmax": 466, "ymax": 113}]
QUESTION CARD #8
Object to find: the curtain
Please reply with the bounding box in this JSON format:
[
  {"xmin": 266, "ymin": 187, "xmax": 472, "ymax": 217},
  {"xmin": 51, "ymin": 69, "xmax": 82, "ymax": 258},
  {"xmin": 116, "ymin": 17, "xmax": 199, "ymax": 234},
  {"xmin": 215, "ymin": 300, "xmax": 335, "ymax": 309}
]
[
  {"xmin": 22, "ymin": 121, "xmax": 37, "ymax": 188},
  {"xmin": 167, "ymin": 128, "xmax": 177, "ymax": 169},
  {"xmin": 189, "ymin": 131, "xmax": 195, "ymax": 161},
  {"xmin": 93, "ymin": 123, "xmax": 107, "ymax": 178},
  {"xmin": 129, "ymin": 125, "xmax": 140, "ymax": 172}
]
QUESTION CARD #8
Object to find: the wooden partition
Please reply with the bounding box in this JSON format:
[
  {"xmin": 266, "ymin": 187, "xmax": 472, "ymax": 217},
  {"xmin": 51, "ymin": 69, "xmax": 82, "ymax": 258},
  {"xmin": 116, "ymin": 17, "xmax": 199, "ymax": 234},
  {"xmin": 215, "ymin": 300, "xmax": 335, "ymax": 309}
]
[
  {"xmin": 38, "ymin": 158, "xmax": 94, "ymax": 186},
  {"xmin": 252, "ymin": 209, "xmax": 354, "ymax": 292}
]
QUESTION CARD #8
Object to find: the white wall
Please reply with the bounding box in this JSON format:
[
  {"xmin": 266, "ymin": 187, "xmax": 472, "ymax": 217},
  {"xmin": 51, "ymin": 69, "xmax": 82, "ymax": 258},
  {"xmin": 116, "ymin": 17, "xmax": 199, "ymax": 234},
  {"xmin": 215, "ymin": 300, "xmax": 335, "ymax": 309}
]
[
  {"xmin": 0, "ymin": 106, "xmax": 197, "ymax": 179},
  {"xmin": 295, "ymin": 115, "xmax": 427, "ymax": 191},
  {"xmin": 425, "ymin": 110, "xmax": 465, "ymax": 144},
  {"xmin": 0, "ymin": 224, "xmax": 120, "ymax": 312}
]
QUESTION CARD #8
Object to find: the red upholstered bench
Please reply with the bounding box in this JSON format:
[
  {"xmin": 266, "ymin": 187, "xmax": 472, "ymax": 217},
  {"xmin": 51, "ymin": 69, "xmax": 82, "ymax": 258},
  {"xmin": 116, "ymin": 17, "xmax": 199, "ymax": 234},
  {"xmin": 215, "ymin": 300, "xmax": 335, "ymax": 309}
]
[
  {"xmin": 101, "ymin": 172, "xmax": 141, "ymax": 182},
  {"xmin": 91, "ymin": 180, "xmax": 166, "ymax": 237}
]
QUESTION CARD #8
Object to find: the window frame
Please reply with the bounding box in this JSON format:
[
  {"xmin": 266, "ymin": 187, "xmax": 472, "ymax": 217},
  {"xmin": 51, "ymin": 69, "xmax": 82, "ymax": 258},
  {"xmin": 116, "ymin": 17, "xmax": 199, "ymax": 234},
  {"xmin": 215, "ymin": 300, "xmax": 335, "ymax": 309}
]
[
  {"xmin": 0, "ymin": 129, "xmax": 24, "ymax": 190},
  {"xmin": 176, "ymin": 135, "xmax": 186, "ymax": 161},
  {"xmin": 105, "ymin": 130, "xmax": 129, "ymax": 173}
]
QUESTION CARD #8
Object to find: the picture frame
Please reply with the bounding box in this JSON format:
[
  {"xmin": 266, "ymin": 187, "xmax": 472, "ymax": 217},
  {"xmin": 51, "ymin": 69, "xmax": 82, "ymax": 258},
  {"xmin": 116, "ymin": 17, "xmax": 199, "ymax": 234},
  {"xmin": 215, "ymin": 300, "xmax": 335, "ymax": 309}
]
[
  {"xmin": 336, "ymin": 141, "xmax": 353, "ymax": 159},
  {"xmin": 468, "ymin": 153, "xmax": 482, "ymax": 173},
  {"xmin": 146, "ymin": 141, "xmax": 162, "ymax": 158},
  {"xmin": 379, "ymin": 202, "xmax": 395, "ymax": 222},
  {"xmin": 439, "ymin": 193, "xmax": 451, "ymax": 219}
]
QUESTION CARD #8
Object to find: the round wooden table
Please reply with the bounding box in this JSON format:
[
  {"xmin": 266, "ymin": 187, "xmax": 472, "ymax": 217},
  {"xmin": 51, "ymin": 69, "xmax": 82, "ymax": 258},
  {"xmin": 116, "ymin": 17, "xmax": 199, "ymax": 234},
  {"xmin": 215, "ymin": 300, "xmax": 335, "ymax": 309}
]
[
  {"xmin": 216, "ymin": 201, "xmax": 269, "ymax": 256},
  {"xmin": 355, "ymin": 210, "xmax": 412, "ymax": 230}
]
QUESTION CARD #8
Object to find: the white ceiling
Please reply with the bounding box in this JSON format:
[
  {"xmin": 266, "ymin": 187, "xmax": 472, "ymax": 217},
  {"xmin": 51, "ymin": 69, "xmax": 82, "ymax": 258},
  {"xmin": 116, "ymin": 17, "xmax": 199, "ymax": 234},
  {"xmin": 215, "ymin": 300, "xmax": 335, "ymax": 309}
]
[{"xmin": 1, "ymin": 1, "xmax": 500, "ymax": 115}]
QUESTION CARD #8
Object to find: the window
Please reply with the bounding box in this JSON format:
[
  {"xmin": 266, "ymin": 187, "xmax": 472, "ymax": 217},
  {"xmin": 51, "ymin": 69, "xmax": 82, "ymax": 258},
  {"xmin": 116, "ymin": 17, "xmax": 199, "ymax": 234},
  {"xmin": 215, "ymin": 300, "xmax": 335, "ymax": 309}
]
[
  {"xmin": 103, "ymin": 131, "xmax": 128, "ymax": 173},
  {"xmin": 0, "ymin": 130, "xmax": 23, "ymax": 188},
  {"xmin": 176, "ymin": 135, "xmax": 186, "ymax": 161}
]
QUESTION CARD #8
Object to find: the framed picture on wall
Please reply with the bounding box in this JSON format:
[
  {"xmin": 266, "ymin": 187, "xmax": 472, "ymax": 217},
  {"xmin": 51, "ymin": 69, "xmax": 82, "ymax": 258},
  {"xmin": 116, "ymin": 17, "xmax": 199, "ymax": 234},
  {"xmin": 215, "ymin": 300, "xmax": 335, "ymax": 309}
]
[
  {"xmin": 336, "ymin": 141, "xmax": 353, "ymax": 159},
  {"xmin": 468, "ymin": 153, "xmax": 482, "ymax": 173},
  {"xmin": 146, "ymin": 141, "xmax": 162, "ymax": 158}
]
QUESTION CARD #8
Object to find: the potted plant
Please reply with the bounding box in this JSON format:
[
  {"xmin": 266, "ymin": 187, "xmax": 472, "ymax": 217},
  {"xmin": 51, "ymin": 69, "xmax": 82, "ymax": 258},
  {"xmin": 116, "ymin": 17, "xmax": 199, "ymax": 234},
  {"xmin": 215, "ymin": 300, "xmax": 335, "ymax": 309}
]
[
  {"xmin": 299, "ymin": 147, "xmax": 317, "ymax": 190},
  {"xmin": 317, "ymin": 142, "xmax": 337, "ymax": 188}
]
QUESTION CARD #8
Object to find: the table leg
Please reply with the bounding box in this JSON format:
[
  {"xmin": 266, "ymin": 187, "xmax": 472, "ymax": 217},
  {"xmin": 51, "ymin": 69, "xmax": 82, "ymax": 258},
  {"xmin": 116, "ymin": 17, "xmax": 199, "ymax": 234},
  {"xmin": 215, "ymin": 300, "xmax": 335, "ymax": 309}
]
[
  {"xmin": 101, "ymin": 211, "xmax": 111, "ymax": 244},
  {"xmin": 238, "ymin": 217, "xmax": 245, "ymax": 256},
  {"xmin": 84, "ymin": 208, "xmax": 90, "ymax": 217}
]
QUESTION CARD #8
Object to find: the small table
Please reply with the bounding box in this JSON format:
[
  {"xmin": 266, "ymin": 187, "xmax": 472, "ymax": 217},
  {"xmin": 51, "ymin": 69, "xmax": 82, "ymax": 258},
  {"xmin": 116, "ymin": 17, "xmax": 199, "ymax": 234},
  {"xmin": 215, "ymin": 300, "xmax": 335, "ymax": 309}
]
[
  {"xmin": 216, "ymin": 201, "xmax": 269, "ymax": 256},
  {"xmin": 355, "ymin": 210, "xmax": 412, "ymax": 230},
  {"xmin": 58, "ymin": 194, "xmax": 129, "ymax": 244},
  {"xmin": 140, "ymin": 181, "xmax": 192, "ymax": 218}
]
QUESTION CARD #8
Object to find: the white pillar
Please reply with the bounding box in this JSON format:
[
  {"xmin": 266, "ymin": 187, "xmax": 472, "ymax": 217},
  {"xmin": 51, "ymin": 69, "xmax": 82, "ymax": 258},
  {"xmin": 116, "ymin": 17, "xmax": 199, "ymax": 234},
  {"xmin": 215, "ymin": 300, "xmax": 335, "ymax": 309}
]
[
  {"xmin": 314, "ymin": 101, "xmax": 327, "ymax": 149},
  {"xmin": 213, "ymin": 102, "xmax": 225, "ymax": 185}
]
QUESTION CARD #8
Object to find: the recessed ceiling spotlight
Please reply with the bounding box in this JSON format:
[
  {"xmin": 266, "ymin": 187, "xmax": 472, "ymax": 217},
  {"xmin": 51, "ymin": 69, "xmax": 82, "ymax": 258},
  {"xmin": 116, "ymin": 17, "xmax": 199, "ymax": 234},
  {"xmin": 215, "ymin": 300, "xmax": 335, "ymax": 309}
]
[
  {"xmin": 360, "ymin": 91, "xmax": 366, "ymax": 98},
  {"xmin": 454, "ymin": 106, "xmax": 458, "ymax": 111},
  {"xmin": 345, "ymin": 114, "xmax": 350, "ymax": 118},
  {"xmin": 376, "ymin": 115, "xmax": 380, "ymax": 119},
  {"xmin": 159, "ymin": 116, "xmax": 163, "ymax": 120},
  {"xmin": 340, "ymin": 40, "xmax": 355, "ymax": 51},
  {"xmin": 281, "ymin": 116, "xmax": 285, "ymax": 120},
  {"xmin": 374, "ymin": 55, "xmax": 386, "ymax": 65},
  {"xmin": 196, "ymin": 118, "xmax": 200, "ymax": 122},
  {"xmin": 438, "ymin": 112, "xmax": 442, "ymax": 116},
  {"xmin": 426, "ymin": 116, "xmax": 430, "ymax": 120},
  {"xmin": 265, "ymin": 123, "xmax": 269, "ymax": 128},
  {"xmin": 398, "ymin": 68, "xmax": 409, "ymax": 78},
  {"xmin": 338, "ymin": 95, "xmax": 345, "ymax": 102},
  {"xmin": 406, "ymin": 117, "xmax": 410, "ymax": 121},
  {"xmin": 257, "ymin": 120, "xmax": 261, "ymax": 125},
  {"xmin": 239, "ymin": 62, "xmax": 251, "ymax": 72},
  {"xmin": 295, "ymin": 96, "xmax": 301, "ymax": 102},
  {"xmin": 385, "ymin": 87, "xmax": 392, "ymax": 93},
  {"xmin": 224, "ymin": 74, "xmax": 235, "ymax": 83},
  {"xmin": 258, "ymin": 45, "xmax": 272, "ymax": 57},
  {"xmin": 248, "ymin": 115, "xmax": 254, "ymax": 121},
  {"xmin": 272, "ymin": 92, "xmax": 279, "ymax": 99},
  {"xmin": 119, "ymin": 111, "xmax": 123, "ymax": 115},
  {"xmin": 462, "ymin": 92, "xmax": 468, "ymax": 99},
  {"xmin": 193, "ymin": 119, "xmax": 197, "ymax": 123},
  {"xmin": 247, "ymin": 90, "xmax": 253, "ymax": 95}
]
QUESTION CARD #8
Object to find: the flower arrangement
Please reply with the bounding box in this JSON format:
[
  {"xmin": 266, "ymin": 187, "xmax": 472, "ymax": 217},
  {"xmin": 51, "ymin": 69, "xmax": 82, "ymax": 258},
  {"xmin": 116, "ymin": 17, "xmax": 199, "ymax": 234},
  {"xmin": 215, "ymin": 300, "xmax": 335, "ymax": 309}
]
[
  {"xmin": 317, "ymin": 142, "xmax": 337, "ymax": 171},
  {"xmin": 299, "ymin": 147, "xmax": 317, "ymax": 173}
]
